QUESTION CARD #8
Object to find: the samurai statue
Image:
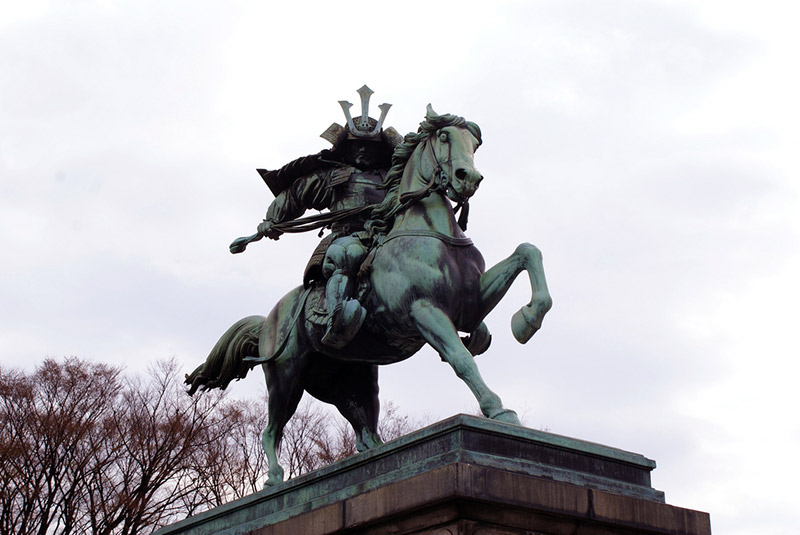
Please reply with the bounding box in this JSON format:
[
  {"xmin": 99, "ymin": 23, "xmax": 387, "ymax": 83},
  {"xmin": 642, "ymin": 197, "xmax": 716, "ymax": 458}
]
[{"xmin": 233, "ymin": 85, "xmax": 402, "ymax": 349}]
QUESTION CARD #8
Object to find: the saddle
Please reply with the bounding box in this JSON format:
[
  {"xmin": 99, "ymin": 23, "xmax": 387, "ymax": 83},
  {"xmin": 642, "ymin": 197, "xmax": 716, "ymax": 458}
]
[
  {"xmin": 304, "ymin": 284, "xmax": 328, "ymax": 329},
  {"xmin": 303, "ymin": 234, "xmax": 336, "ymax": 288},
  {"xmin": 303, "ymin": 273, "xmax": 373, "ymax": 332}
]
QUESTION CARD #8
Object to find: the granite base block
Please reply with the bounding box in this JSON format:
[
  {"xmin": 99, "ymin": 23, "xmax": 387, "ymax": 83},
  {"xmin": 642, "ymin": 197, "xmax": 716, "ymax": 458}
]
[{"xmin": 155, "ymin": 414, "xmax": 710, "ymax": 535}]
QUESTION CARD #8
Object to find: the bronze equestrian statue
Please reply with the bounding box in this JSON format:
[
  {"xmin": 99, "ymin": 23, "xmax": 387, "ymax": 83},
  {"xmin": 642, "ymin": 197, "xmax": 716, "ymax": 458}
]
[{"xmin": 187, "ymin": 87, "xmax": 552, "ymax": 486}]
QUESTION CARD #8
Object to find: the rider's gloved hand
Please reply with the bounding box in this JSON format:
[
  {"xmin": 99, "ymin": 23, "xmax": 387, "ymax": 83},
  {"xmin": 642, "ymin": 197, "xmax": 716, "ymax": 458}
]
[{"xmin": 258, "ymin": 220, "xmax": 282, "ymax": 240}]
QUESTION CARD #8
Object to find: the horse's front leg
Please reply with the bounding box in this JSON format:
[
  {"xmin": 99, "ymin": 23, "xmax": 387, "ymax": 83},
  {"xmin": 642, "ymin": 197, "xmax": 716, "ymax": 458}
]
[
  {"xmin": 479, "ymin": 243, "xmax": 552, "ymax": 344},
  {"xmin": 410, "ymin": 301, "xmax": 521, "ymax": 425}
]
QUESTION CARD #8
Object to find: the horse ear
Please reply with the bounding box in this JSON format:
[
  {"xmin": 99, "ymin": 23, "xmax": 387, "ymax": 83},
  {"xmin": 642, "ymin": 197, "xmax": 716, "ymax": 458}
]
[{"xmin": 425, "ymin": 103, "xmax": 439, "ymax": 119}]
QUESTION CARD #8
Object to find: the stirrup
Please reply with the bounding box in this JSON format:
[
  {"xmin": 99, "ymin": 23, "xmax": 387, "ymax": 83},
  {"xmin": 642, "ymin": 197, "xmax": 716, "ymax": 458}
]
[{"xmin": 322, "ymin": 299, "xmax": 366, "ymax": 349}]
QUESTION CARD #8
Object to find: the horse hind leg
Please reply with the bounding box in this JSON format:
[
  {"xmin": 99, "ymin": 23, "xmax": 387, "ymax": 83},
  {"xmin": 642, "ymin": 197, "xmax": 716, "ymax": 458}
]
[
  {"xmin": 260, "ymin": 352, "xmax": 308, "ymax": 486},
  {"xmin": 480, "ymin": 242, "xmax": 552, "ymax": 344},
  {"xmin": 305, "ymin": 356, "xmax": 382, "ymax": 451}
]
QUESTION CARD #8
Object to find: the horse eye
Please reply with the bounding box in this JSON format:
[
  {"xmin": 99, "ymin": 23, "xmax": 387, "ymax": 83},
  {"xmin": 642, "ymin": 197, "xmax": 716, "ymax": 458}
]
[{"xmin": 439, "ymin": 132, "xmax": 449, "ymax": 143}]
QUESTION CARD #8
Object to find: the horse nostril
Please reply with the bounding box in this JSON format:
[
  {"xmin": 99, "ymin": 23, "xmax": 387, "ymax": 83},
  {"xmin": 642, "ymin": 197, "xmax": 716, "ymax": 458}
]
[{"xmin": 455, "ymin": 168, "xmax": 467, "ymax": 180}]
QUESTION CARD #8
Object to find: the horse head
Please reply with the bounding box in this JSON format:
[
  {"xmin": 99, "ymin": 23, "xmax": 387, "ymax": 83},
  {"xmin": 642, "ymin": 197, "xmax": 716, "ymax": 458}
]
[
  {"xmin": 422, "ymin": 104, "xmax": 484, "ymax": 203},
  {"xmin": 363, "ymin": 106, "xmax": 485, "ymax": 237}
]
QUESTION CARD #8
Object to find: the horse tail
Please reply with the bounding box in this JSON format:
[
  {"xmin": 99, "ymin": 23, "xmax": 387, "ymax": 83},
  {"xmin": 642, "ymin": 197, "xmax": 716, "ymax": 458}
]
[{"xmin": 185, "ymin": 315, "xmax": 266, "ymax": 395}]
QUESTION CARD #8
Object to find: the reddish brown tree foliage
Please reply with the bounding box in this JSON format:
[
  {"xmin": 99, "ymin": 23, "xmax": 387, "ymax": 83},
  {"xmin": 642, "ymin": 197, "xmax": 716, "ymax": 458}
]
[
  {"xmin": 0, "ymin": 358, "xmax": 122, "ymax": 535},
  {"xmin": 0, "ymin": 358, "xmax": 229, "ymax": 535},
  {"xmin": 0, "ymin": 358, "xmax": 422, "ymax": 534}
]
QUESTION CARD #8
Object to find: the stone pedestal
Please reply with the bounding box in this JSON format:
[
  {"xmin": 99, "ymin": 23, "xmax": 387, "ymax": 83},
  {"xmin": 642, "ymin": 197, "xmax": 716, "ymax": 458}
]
[{"xmin": 155, "ymin": 414, "xmax": 710, "ymax": 535}]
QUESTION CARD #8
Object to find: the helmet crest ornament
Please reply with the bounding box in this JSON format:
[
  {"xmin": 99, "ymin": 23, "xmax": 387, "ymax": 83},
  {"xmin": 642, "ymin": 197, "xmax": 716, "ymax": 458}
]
[
  {"xmin": 320, "ymin": 85, "xmax": 402, "ymax": 148},
  {"xmin": 338, "ymin": 85, "xmax": 392, "ymax": 139}
]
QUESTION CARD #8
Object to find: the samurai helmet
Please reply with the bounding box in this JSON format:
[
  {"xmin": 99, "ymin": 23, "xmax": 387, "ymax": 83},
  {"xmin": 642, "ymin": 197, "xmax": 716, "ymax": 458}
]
[{"xmin": 320, "ymin": 85, "xmax": 402, "ymax": 149}]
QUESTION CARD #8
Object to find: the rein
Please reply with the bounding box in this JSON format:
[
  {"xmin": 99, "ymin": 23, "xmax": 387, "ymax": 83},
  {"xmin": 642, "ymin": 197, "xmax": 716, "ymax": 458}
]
[
  {"xmin": 270, "ymin": 204, "xmax": 376, "ymax": 234},
  {"xmin": 358, "ymin": 226, "xmax": 473, "ymax": 279},
  {"xmin": 357, "ymin": 135, "xmax": 475, "ymax": 277},
  {"xmin": 269, "ymin": 134, "xmax": 466, "ymax": 236},
  {"xmin": 380, "ymin": 229, "xmax": 473, "ymax": 247},
  {"xmin": 247, "ymin": 130, "xmax": 467, "ymax": 239},
  {"xmin": 427, "ymin": 130, "xmax": 471, "ymax": 231},
  {"xmin": 231, "ymin": 123, "xmax": 476, "ymax": 255}
]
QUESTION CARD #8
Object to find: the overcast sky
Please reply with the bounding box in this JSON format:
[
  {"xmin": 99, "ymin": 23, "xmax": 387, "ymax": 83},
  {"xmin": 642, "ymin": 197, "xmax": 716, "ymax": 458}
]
[{"xmin": 2, "ymin": 1, "xmax": 798, "ymax": 533}]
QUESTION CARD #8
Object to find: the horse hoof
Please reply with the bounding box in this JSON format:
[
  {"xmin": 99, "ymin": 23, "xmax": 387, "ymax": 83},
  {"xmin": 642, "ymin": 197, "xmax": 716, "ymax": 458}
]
[
  {"xmin": 263, "ymin": 466, "xmax": 285, "ymax": 487},
  {"xmin": 264, "ymin": 476, "xmax": 283, "ymax": 488},
  {"xmin": 511, "ymin": 304, "xmax": 545, "ymax": 343},
  {"xmin": 462, "ymin": 322, "xmax": 492, "ymax": 356},
  {"xmin": 488, "ymin": 409, "xmax": 522, "ymax": 425}
]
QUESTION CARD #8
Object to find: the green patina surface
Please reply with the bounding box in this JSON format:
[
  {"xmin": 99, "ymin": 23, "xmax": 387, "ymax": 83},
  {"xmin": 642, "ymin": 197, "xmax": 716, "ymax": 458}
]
[{"xmin": 186, "ymin": 89, "xmax": 553, "ymax": 487}]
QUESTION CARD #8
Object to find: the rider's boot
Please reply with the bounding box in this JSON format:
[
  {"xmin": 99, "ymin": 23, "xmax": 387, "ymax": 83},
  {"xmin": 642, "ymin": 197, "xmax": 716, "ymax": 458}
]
[{"xmin": 321, "ymin": 271, "xmax": 366, "ymax": 349}]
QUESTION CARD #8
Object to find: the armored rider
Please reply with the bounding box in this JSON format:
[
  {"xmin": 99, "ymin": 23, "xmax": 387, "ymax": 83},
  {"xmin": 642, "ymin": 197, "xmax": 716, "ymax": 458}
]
[{"xmin": 254, "ymin": 86, "xmax": 402, "ymax": 349}]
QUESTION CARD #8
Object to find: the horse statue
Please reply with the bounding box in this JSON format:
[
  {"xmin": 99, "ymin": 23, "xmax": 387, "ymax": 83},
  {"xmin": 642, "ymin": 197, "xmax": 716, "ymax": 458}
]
[{"xmin": 186, "ymin": 106, "xmax": 552, "ymax": 486}]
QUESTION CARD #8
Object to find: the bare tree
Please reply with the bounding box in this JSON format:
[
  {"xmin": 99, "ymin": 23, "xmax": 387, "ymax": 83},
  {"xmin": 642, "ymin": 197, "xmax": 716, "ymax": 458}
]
[
  {"xmin": 278, "ymin": 398, "xmax": 428, "ymax": 478},
  {"xmin": 0, "ymin": 357, "xmax": 425, "ymax": 534},
  {"xmin": 182, "ymin": 398, "xmax": 269, "ymax": 513},
  {"xmin": 86, "ymin": 360, "xmax": 228, "ymax": 535},
  {"xmin": 0, "ymin": 358, "xmax": 228, "ymax": 535},
  {"xmin": 278, "ymin": 399, "xmax": 333, "ymax": 479},
  {"xmin": 0, "ymin": 358, "xmax": 122, "ymax": 535},
  {"xmin": 378, "ymin": 400, "xmax": 424, "ymax": 442},
  {"xmin": 180, "ymin": 396, "xmax": 429, "ymax": 504}
]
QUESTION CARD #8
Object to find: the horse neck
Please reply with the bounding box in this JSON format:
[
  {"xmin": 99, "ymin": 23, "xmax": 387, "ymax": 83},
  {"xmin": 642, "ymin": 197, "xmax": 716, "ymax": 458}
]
[{"xmin": 391, "ymin": 146, "xmax": 464, "ymax": 238}]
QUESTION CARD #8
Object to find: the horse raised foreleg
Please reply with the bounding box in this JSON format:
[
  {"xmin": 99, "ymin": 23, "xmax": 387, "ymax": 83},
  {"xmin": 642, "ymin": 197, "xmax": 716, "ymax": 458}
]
[
  {"xmin": 479, "ymin": 243, "xmax": 552, "ymax": 344},
  {"xmin": 410, "ymin": 301, "xmax": 521, "ymax": 425}
]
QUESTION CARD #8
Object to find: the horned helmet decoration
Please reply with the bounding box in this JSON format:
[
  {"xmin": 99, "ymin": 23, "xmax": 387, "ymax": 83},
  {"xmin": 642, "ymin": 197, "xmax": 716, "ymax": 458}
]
[{"xmin": 320, "ymin": 85, "xmax": 402, "ymax": 149}]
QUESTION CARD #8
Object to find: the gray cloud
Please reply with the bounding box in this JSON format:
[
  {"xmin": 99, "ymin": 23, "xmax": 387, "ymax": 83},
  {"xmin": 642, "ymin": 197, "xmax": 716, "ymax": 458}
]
[{"xmin": 1, "ymin": 2, "xmax": 798, "ymax": 533}]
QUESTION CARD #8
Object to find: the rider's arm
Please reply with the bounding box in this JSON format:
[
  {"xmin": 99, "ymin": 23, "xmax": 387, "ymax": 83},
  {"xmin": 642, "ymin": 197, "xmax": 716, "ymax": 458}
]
[
  {"xmin": 265, "ymin": 168, "xmax": 335, "ymax": 221},
  {"xmin": 260, "ymin": 168, "xmax": 337, "ymax": 238}
]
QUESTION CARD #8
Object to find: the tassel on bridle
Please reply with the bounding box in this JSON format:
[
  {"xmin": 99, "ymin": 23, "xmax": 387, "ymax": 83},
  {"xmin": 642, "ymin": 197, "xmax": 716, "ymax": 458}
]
[{"xmin": 455, "ymin": 201, "xmax": 469, "ymax": 231}]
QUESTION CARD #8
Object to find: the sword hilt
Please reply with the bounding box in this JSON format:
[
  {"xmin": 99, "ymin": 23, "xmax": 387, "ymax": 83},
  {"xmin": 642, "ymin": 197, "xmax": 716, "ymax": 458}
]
[{"xmin": 229, "ymin": 233, "xmax": 261, "ymax": 254}]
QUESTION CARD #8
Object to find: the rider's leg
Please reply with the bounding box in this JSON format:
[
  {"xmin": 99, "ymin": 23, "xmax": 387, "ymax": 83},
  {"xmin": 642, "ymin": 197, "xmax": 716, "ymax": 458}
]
[
  {"xmin": 321, "ymin": 236, "xmax": 368, "ymax": 348},
  {"xmin": 409, "ymin": 300, "xmax": 521, "ymax": 425}
]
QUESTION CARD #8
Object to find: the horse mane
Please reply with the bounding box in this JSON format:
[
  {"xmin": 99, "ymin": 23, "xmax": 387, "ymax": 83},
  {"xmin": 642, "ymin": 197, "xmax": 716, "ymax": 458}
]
[{"xmin": 364, "ymin": 108, "xmax": 482, "ymax": 237}]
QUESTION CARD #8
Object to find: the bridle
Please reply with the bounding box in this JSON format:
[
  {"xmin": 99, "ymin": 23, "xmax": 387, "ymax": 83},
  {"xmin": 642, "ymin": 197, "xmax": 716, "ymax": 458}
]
[
  {"xmin": 424, "ymin": 128, "xmax": 472, "ymax": 230},
  {"xmin": 391, "ymin": 128, "xmax": 473, "ymax": 230},
  {"xmin": 230, "ymin": 125, "xmax": 477, "ymax": 255},
  {"xmin": 426, "ymin": 128, "xmax": 455, "ymax": 193}
]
